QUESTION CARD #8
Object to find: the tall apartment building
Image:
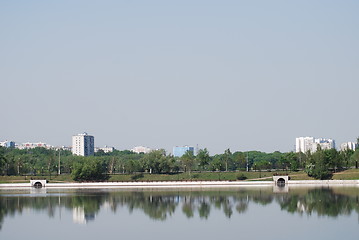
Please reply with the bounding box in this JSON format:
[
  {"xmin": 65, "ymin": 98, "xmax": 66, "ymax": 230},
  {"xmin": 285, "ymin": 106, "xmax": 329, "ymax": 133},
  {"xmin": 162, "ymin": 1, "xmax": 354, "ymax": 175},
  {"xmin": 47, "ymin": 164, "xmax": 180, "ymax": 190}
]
[
  {"xmin": 173, "ymin": 146, "xmax": 194, "ymax": 157},
  {"xmin": 295, "ymin": 137, "xmax": 335, "ymax": 153},
  {"xmin": 340, "ymin": 142, "xmax": 357, "ymax": 151},
  {"xmin": 315, "ymin": 138, "xmax": 335, "ymax": 151},
  {"xmin": 295, "ymin": 137, "xmax": 315, "ymax": 153},
  {"xmin": 72, "ymin": 133, "xmax": 94, "ymax": 156}
]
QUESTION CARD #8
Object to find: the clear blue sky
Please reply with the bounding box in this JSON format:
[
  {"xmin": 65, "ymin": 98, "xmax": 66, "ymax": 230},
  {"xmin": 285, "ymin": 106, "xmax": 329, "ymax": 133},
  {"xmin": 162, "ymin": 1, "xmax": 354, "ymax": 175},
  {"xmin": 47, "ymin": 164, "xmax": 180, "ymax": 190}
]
[{"xmin": 1, "ymin": 0, "xmax": 358, "ymax": 154}]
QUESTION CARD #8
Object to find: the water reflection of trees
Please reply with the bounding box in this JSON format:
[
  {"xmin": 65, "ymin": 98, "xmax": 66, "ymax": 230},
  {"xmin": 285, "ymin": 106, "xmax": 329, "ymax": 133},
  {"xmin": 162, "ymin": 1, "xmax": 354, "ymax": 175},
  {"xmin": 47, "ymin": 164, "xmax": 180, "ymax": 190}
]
[
  {"xmin": 278, "ymin": 188, "xmax": 359, "ymax": 218},
  {"xmin": 124, "ymin": 192, "xmax": 177, "ymax": 220},
  {"xmin": 0, "ymin": 188, "xmax": 359, "ymax": 228}
]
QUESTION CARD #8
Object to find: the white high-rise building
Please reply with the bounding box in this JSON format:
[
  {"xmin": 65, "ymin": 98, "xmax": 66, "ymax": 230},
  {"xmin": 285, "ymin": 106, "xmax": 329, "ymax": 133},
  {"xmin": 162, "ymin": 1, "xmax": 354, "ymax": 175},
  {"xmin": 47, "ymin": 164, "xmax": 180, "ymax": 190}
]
[
  {"xmin": 295, "ymin": 137, "xmax": 315, "ymax": 153},
  {"xmin": 296, "ymin": 137, "xmax": 335, "ymax": 153},
  {"xmin": 314, "ymin": 138, "xmax": 335, "ymax": 151},
  {"xmin": 340, "ymin": 142, "xmax": 357, "ymax": 151},
  {"xmin": 72, "ymin": 133, "xmax": 94, "ymax": 156}
]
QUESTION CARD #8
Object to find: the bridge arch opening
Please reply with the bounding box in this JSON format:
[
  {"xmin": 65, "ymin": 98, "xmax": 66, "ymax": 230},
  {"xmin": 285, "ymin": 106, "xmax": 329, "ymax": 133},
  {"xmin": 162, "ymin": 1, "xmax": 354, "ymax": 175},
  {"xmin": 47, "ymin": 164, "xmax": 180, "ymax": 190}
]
[{"xmin": 277, "ymin": 178, "xmax": 286, "ymax": 187}]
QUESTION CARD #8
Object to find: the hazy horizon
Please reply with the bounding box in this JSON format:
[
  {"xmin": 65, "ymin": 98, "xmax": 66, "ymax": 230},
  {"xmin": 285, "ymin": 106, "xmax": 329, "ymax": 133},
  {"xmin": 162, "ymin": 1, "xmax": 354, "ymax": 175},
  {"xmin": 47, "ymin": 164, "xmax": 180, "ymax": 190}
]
[{"xmin": 1, "ymin": 1, "xmax": 358, "ymax": 154}]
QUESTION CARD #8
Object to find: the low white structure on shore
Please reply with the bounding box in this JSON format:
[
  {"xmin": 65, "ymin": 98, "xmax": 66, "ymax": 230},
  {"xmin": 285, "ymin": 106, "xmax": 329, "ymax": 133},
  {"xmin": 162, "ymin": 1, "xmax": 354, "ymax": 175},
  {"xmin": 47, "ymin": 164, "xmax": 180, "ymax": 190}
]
[
  {"xmin": 30, "ymin": 180, "xmax": 47, "ymax": 188},
  {"xmin": 1, "ymin": 180, "xmax": 358, "ymax": 190},
  {"xmin": 273, "ymin": 176, "xmax": 289, "ymax": 185}
]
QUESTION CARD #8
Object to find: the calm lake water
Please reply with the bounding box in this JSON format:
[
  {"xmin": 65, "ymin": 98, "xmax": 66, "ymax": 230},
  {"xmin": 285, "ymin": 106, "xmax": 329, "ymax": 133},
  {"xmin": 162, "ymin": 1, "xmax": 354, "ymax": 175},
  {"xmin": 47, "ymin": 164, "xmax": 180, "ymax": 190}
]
[{"xmin": 1, "ymin": 186, "xmax": 359, "ymax": 240}]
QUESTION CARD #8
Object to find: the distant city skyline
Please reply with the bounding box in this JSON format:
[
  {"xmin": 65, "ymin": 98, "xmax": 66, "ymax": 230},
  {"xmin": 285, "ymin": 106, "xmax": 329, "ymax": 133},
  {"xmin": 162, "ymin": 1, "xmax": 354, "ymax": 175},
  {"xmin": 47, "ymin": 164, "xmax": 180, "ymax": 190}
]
[
  {"xmin": 1, "ymin": 1, "xmax": 358, "ymax": 155},
  {"xmin": 295, "ymin": 136, "xmax": 336, "ymax": 153},
  {"xmin": 1, "ymin": 134, "xmax": 358, "ymax": 155}
]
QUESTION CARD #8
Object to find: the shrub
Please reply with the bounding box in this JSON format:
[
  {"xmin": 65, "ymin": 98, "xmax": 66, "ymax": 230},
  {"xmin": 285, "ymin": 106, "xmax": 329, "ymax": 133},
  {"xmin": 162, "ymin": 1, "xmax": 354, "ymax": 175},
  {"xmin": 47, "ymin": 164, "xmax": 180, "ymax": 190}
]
[
  {"xmin": 237, "ymin": 174, "xmax": 247, "ymax": 180},
  {"xmin": 131, "ymin": 173, "xmax": 144, "ymax": 181},
  {"xmin": 71, "ymin": 159, "xmax": 108, "ymax": 182},
  {"xmin": 192, "ymin": 174, "xmax": 199, "ymax": 179}
]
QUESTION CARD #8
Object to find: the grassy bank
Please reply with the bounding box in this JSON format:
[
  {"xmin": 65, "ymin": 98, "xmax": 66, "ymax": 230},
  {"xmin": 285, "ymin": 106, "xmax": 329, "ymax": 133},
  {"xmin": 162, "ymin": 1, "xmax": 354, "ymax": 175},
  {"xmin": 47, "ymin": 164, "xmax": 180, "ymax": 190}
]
[
  {"xmin": 108, "ymin": 171, "xmax": 280, "ymax": 182},
  {"xmin": 0, "ymin": 174, "xmax": 73, "ymax": 183},
  {"xmin": 0, "ymin": 169, "xmax": 358, "ymax": 183}
]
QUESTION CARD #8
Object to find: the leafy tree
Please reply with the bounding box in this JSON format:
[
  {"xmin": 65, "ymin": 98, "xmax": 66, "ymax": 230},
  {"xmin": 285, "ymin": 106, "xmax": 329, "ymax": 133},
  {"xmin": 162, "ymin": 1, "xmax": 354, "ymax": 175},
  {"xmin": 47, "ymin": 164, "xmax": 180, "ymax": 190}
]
[
  {"xmin": 325, "ymin": 148, "xmax": 341, "ymax": 172},
  {"xmin": 196, "ymin": 148, "xmax": 211, "ymax": 171},
  {"xmin": 256, "ymin": 160, "xmax": 271, "ymax": 178},
  {"xmin": 94, "ymin": 149, "xmax": 106, "ymax": 156},
  {"xmin": 141, "ymin": 150, "xmax": 167, "ymax": 174},
  {"xmin": 296, "ymin": 151, "xmax": 306, "ymax": 169},
  {"xmin": 46, "ymin": 155, "xmax": 55, "ymax": 177},
  {"xmin": 278, "ymin": 154, "xmax": 290, "ymax": 171},
  {"xmin": 232, "ymin": 152, "xmax": 246, "ymax": 170},
  {"xmin": 305, "ymin": 147, "xmax": 332, "ymax": 180},
  {"xmin": 3, "ymin": 152, "xmax": 17, "ymax": 175},
  {"xmin": 71, "ymin": 158, "xmax": 108, "ymax": 181},
  {"xmin": 284, "ymin": 152, "xmax": 299, "ymax": 171},
  {"xmin": 107, "ymin": 157, "xmax": 116, "ymax": 174},
  {"xmin": 125, "ymin": 160, "xmax": 141, "ymax": 174},
  {"xmin": 245, "ymin": 151, "xmax": 286, "ymax": 170},
  {"xmin": 181, "ymin": 150, "xmax": 196, "ymax": 173},
  {"xmin": 210, "ymin": 155, "xmax": 224, "ymax": 171},
  {"xmin": 159, "ymin": 155, "xmax": 177, "ymax": 173},
  {"xmin": 339, "ymin": 149, "xmax": 353, "ymax": 169},
  {"xmin": 268, "ymin": 151, "xmax": 283, "ymax": 168},
  {"xmin": 222, "ymin": 148, "xmax": 232, "ymax": 172},
  {"xmin": 351, "ymin": 149, "xmax": 359, "ymax": 169},
  {"xmin": 0, "ymin": 147, "xmax": 6, "ymax": 175}
]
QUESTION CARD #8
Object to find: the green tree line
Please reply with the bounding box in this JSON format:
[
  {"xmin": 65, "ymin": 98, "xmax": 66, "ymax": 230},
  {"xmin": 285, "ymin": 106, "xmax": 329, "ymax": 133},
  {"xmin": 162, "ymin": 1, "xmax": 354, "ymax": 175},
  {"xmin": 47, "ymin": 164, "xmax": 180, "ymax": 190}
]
[{"xmin": 0, "ymin": 145, "xmax": 358, "ymax": 180}]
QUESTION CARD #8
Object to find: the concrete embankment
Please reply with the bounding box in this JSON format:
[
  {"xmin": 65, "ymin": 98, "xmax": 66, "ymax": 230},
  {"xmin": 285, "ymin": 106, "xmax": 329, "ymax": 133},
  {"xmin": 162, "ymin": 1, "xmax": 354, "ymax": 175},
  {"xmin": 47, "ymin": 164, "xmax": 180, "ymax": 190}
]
[
  {"xmin": 0, "ymin": 181, "xmax": 273, "ymax": 189},
  {"xmin": 0, "ymin": 180, "xmax": 358, "ymax": 189},
  {"xmin": 288, "ymin": 180, "xmax": 359, "ymax": 185}
]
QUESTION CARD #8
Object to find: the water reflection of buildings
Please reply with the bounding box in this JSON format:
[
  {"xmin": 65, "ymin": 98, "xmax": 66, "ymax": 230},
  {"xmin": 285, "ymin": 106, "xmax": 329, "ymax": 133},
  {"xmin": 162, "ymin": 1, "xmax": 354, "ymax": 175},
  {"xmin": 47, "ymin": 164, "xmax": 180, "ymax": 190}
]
[
  {"xmin": 73, "ymin": 207, "xmax": 95, "ymax": 224},
  {"xmin": 296, "ymin": 201, "xmax": 309, "ymax": 214}
]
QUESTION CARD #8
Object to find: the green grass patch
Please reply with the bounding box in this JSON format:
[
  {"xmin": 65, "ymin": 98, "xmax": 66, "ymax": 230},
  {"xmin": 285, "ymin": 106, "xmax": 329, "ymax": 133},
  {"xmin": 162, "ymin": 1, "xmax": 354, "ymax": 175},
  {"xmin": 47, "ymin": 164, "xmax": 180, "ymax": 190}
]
[
  {"xmin": 332, "ymin": 169, "xmax": 359, "ymax": 180},
  {"xmin": 109, "ymin": 171, "xmax": 296, "ymax": 182},
  {"xmin": 0, "ymin": 174, "xmax": 73, "ymax": 183}
]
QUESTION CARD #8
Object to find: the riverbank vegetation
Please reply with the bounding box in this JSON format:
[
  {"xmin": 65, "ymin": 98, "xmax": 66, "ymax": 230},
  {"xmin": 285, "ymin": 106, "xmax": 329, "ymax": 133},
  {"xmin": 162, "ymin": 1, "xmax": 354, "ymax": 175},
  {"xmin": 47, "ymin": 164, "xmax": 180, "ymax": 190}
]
[{"xmin": 0, "ymin": 145, "xmax": 358, "ymax": 182}]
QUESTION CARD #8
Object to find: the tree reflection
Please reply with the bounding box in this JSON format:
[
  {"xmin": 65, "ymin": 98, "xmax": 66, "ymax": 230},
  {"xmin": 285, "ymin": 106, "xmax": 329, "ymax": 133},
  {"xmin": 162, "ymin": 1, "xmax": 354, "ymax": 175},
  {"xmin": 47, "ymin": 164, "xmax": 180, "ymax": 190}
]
[
  {"xmin": 0, "ymin": 187, "xmax": 359, "ymax": 228},
  {"xmin": 198, "ymin": 201, "xmax": 210, "ymax": 219},
  {"xmin": 235, "ymin": 200, "xmax": 248, "ymax": 214},
  {"xmin": 127, "ymin": 192, "xmax": 177, "ymax": 220},
  {"xmin": 278, "ymin": 188, "xmax": 359, "ymax": 217}
]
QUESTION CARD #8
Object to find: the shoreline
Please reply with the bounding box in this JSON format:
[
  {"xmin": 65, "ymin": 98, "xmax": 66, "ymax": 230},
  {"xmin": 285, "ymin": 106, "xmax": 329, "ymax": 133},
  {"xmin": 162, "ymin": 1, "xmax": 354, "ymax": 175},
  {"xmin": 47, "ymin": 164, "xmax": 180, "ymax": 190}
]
[{"xmin": 0, "ymin": 179, "xmax": 359, "ymax": 189}]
